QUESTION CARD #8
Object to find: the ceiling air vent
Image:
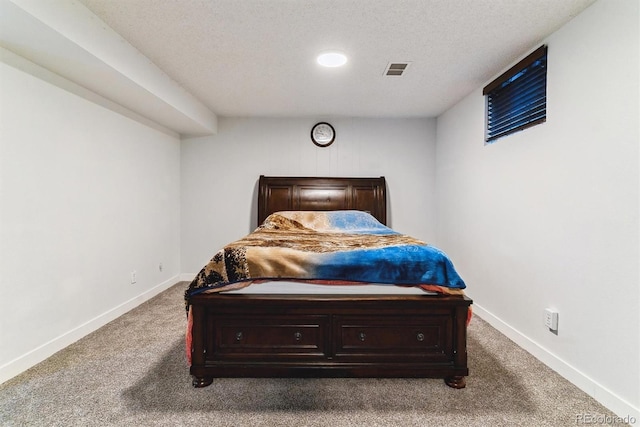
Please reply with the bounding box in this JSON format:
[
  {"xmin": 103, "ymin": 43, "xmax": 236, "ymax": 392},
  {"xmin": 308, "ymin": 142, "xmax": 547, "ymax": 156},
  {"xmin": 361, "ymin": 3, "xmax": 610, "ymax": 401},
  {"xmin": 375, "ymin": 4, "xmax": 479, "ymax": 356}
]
[{"xmin": 384, "ymin": 62, "xmax": 411, "ymax": 76}]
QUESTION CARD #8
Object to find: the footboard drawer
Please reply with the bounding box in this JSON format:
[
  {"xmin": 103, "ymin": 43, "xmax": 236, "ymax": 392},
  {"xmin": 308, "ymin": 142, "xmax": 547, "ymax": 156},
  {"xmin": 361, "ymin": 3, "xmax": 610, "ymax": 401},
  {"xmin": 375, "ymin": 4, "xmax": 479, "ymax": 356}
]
[
  {"xmin": 334, "ymin": 315, "xmax": 453, "ymax": 361},
  {"xmin": 210, "ymin": 315, "xmax": 330, "ymax": 360}
]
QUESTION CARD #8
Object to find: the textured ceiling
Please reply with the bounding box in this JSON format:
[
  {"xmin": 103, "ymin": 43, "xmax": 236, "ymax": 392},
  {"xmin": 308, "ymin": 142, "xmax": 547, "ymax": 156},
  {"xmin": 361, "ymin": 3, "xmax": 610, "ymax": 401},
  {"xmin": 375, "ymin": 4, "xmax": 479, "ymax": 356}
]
[{"xmin": 76, "ymin": 0, "xmax": 595, "ymax": 118}]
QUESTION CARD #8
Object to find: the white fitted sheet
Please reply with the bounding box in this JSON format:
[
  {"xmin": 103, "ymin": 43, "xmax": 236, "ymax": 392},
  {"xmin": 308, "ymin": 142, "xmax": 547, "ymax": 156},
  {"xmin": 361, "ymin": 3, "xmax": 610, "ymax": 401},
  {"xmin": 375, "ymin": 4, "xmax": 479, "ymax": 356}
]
[{"xmin": 221, "ymin": 281, "xmax": 437, "ymax": 295}]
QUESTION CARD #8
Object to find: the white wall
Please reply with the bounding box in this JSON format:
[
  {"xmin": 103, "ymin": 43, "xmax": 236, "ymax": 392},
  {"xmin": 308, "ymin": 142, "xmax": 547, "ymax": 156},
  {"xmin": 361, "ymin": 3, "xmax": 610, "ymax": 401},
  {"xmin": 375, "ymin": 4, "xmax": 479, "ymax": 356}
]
[
  {"xmin": 0, "ymin": 57, "xmax": 181, "ymax": 382},
  {"xmin": 435, "ymin": 0, "xmax": 638, "ymax": 419},
  {"xmin": 181, "ymin": 117, "xmax": 436, "ymax": 274}
]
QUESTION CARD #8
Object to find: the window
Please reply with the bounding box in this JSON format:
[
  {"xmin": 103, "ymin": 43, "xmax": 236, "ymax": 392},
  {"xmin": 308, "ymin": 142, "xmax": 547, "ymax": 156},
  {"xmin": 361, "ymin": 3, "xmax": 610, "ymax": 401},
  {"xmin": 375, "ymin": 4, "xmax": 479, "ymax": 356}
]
[{"xmin": 483, "ymin": 45, "xmax": 547, "ymax": 143}]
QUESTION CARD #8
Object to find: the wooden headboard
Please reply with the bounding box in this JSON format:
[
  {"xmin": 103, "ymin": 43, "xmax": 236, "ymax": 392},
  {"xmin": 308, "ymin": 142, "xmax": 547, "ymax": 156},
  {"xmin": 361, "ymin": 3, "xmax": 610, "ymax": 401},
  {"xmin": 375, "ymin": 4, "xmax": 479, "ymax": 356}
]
[{"xmin": 258, "ymin": 176, "xmax": 387, "ymax": 225}]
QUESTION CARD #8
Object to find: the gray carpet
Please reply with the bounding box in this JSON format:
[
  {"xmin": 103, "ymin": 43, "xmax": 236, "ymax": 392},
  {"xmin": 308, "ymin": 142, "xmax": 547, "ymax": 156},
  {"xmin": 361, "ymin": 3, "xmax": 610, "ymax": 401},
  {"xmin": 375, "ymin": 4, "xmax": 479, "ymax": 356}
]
[{"xmin": 0, "ymin": 282, "xmax": 619, "ymax": 426}]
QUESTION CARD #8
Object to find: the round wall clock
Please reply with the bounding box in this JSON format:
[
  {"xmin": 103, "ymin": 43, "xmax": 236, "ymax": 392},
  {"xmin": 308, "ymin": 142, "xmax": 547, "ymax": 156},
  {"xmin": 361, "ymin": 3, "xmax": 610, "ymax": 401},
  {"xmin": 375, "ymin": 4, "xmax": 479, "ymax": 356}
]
[{"xmin": 311, "ymin": 122, "xmax": 335, "ymax": 147}]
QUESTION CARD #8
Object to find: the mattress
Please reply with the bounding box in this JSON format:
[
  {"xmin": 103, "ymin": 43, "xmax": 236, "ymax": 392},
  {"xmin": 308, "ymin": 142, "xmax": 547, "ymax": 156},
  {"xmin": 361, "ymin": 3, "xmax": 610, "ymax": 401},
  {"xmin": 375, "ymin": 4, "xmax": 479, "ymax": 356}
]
[{"xmin": 221, "ymin": 281, "xmax": 438, "ymax": 295}]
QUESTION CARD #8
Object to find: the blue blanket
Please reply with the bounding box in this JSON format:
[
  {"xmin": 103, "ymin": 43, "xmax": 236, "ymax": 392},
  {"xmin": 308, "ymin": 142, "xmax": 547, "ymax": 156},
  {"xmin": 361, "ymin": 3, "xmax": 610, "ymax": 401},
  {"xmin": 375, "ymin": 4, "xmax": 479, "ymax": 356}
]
[{"xmin": 186, "ymin": 211, "xmax": 466, "ymax": 299}]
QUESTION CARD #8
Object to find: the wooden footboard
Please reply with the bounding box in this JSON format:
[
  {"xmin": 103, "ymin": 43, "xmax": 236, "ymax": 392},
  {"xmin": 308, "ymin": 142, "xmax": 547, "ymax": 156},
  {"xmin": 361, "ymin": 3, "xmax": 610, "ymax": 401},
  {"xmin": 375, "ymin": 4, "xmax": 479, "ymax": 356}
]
[{"xmin": 189, "ymin": 293, "xmax": 472, "ymax": 388}]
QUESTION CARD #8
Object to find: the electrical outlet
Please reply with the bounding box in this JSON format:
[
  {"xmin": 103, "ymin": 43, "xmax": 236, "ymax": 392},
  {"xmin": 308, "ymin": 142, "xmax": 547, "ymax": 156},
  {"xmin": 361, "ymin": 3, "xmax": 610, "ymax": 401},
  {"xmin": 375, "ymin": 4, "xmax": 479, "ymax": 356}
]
[
  {"xmin": 544, "ymin": 308, "xmax": 558, "ymax": 331},
  {"xmin": 131, "ymin": 270, "xmax": 137, "ymax": 284}
]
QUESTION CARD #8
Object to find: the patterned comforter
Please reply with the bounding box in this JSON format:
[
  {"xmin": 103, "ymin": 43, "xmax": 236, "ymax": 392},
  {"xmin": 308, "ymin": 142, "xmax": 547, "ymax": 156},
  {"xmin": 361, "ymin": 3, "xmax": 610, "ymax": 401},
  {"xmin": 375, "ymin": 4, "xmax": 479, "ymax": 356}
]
[{"xmin": 185, "ymin": 211, "xmax": 466, "ymax": 303}]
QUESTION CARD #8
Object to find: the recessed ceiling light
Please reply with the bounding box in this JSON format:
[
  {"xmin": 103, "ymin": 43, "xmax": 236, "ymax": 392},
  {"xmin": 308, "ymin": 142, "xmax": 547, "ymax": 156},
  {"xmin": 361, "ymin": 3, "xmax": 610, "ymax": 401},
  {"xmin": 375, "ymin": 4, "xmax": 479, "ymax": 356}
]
[{"xmin": 317, "ymin": 51, "xmax": 347, "ymax": 67}]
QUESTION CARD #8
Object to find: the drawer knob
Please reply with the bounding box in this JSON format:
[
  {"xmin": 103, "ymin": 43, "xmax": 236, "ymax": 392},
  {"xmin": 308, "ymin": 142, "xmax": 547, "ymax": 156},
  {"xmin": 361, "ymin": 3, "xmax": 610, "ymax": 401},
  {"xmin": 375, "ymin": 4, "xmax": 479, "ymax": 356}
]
[
  {"xmin": 416, "ymin": 332, "xmax": 425, "ymax": 342},
  {"xmin": 235, "ymin": 331, "xmax": 243, "ymax": 341},
  {"xmin": 358, "ymin": 332, "xmax": 366, "ymax": 341},
  {"xmin": 294, "ymin": 332, "xmax": 302, "ymax": 341}
]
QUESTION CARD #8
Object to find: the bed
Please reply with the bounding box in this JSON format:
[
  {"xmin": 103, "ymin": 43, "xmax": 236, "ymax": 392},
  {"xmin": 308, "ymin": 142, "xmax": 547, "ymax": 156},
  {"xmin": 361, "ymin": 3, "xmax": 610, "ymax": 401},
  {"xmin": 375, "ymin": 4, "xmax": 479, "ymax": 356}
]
[{"xmin": 186, "ymin": 176, "xmax": 472, "ymax": 389}]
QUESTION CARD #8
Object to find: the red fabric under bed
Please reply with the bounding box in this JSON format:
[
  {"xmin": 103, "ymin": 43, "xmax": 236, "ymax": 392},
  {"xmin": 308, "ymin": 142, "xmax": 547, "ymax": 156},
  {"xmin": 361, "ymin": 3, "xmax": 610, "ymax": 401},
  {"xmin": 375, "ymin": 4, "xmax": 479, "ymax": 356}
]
[{"xmin": 186, "ymin": 307, "xmax": 193, "ymax": 364}]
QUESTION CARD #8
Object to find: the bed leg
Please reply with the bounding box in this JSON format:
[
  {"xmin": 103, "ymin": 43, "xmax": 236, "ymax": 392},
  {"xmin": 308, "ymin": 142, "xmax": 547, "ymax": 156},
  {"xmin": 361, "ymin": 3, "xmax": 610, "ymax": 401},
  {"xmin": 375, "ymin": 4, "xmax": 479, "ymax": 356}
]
[
  {"xmin": 444, "ymin": 376, "xmax": 466, "ymax": 389},
  {"xmin": 192, "ymin": 376, "xmax": 213, "ymax": 388}
]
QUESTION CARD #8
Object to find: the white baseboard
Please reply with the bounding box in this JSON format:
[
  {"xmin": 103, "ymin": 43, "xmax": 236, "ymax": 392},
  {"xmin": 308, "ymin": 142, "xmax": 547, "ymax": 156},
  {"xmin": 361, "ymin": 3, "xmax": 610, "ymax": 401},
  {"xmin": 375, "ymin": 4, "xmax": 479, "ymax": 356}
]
[
  {"xmin": 0, "ymin": 275, "xmax": 180, "ymax": 385},
  {"xmin": 472, "ymin": 303, "xmax": 639, "ymax": 423}
]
